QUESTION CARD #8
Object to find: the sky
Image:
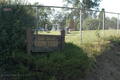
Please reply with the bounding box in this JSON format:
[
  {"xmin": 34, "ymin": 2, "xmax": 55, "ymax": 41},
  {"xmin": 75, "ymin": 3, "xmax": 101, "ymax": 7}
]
[
  {"xmin": 100, "ymin": 0, "xmax": 120, "ymax": 13},
  {"xmin": 28, "ymin": 0, "xmax": 120, "ymax": 18},
  {"xmin": 28, "ymin": 0, "xmax": 120, "ymax": 13}
]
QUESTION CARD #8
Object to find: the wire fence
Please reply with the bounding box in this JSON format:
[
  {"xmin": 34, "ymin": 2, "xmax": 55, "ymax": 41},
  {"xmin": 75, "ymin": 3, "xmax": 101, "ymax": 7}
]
[{"xmin": 0, "ymin": 5, "xmax": 120, "ymax": 44}]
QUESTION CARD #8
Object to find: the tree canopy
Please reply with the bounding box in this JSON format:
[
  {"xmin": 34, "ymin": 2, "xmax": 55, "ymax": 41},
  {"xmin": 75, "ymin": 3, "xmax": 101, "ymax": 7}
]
[{"xmin": 63, "ymin": 0, "xmax": 101, "ymax": 9}]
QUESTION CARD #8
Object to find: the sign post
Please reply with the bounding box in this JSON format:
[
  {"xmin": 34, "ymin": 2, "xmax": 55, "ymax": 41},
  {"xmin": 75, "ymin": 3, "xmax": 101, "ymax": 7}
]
[{"xmin": 27, "ymin": 28, "xmax": 31, "ymax": 57}]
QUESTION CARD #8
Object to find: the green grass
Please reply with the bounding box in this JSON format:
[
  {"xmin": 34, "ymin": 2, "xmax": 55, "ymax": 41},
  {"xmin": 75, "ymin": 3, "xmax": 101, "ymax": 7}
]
[
  {"xmin": 33, "ymin": 30, "xmax": 120, "ymax": 58},
  {"xmin": 34, "ymin": 30, "xmax": 120, "ymax": 46}
]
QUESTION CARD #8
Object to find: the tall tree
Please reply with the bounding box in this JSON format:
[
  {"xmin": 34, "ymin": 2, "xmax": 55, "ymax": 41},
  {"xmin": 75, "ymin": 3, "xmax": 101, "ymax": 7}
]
[
  {"xmin": 66, "ymin": 18, "xmax": 72, "ymax": 28},
  {"xmin": 63, "ymin": 0, "xmax": 101, "ymax": 9},
  {"xmin": 82, "ymin": 18, "xmax": 99, "ymax": 30},
  {"xmin": 33, "ymin": 2, "xmax": 53, "ymax": 29},
  {"xmin": 63, "ymin": 0, "xmax": 101, "ymax": 25},
  {"xmin": 75, "ymin": 19, "xmax": 79, "ymax": 30}
]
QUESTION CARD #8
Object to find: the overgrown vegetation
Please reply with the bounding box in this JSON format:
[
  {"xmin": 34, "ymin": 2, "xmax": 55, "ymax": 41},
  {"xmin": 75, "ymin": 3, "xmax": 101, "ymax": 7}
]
[
  {"xmin": 0, "ymin": 0, "xmax": 36, "ymax": 76},
  {"xmin": 1, "ymin": 0, "xmax": 120, "ymax": 80},
  {"xmin": 1, "ymin": 43, "xmax": 91, "ymax": 80},
  {"xmin": 1, "ymin": 30, "xmax": 120, "ymax": 80}
]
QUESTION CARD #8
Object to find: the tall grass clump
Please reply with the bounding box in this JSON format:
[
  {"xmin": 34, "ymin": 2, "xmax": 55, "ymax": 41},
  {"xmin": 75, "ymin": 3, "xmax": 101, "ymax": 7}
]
[
  {"xmin": 82, "ymin": 34, "xmax": 120, "ymax": 59},
  {"xmin": 82, "ymin": 28, "xmax": 110, "ymax": 58},
  {"xmin": 105, "ymin": 35, "xmax": 120, "ymax": 43},
  {"xmin": 95, "ymin": 27, "xmax": 100, "ymax": 40}
]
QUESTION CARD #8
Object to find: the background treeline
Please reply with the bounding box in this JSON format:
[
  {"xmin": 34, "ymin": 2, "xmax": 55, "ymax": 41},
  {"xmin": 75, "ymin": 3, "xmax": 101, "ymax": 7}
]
[{"xmin": 54, "ymin": 9, "xmax": 119, "ymax": 30}]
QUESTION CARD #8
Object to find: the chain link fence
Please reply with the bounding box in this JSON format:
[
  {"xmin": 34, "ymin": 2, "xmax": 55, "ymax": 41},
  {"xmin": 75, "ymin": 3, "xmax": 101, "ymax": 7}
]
[{"xmin": 0, "ymin": 5, "xmax": 120, "ymax": 45}]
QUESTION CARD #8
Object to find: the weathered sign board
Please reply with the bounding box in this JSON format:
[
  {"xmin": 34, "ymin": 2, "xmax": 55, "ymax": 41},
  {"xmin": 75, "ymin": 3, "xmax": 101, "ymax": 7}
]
[
  {"xmin": 32, "ymin": 35, "xmax": 61, "ymax": 52},
  {"xmin": 26, "ymin": 28, "xmax": 65, "ymax": 56}
]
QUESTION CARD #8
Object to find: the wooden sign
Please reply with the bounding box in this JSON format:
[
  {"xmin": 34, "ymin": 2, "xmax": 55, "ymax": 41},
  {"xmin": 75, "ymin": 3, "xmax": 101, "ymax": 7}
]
[
  {"xmin": 26, "ymin": 28, "xmax": 65, "ymax": 56},
  {"xmin": 32, "ymin": 35, "xmax": 61, "ymax": 52}
]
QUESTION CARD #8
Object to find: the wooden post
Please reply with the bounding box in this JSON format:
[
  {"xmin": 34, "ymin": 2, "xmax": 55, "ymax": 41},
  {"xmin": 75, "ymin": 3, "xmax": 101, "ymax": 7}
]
[
  {"xmin": 27, "ymin": 28, "xmax": 31, "ymax": 56},
  {"xmin": 60, "ymin": 29, "xmax": 65, "ymax": 50}
]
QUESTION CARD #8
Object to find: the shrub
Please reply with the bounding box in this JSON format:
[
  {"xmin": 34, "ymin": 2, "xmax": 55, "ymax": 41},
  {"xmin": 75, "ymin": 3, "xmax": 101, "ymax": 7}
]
[
  {"xmin": 0, "ymin": 5, "xmax": 35, "ymax": 53},
  {"xmin": 0, "ymin": 2, "xmax": 36, "ymax": 76},
  {"xmin": 7, "ymin": 43, "xmax": 91, "ymax": 80}
]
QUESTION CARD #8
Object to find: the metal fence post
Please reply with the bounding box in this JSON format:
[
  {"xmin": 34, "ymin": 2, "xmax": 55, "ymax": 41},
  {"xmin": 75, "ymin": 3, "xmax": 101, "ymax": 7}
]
[
  {"xmin": 103, "ymin": 10, "xmax": 105, "ymax": 37},
  {"xmin": 80, "ymin": 10, "xmax": 82, "ymax": 44},
  {"xmin": 36, "ymin": 6, "xmax": 38, "ymax": 35},
  {"xmin": 117, "ymin": 14, "xmax": 119, "ymax": 34}
]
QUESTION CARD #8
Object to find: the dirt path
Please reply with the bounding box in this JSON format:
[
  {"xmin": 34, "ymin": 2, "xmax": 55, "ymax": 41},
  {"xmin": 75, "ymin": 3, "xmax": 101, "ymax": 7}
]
[{"xmin": 79, "ymin": 42, "xmax": 120, "ymax": 80}]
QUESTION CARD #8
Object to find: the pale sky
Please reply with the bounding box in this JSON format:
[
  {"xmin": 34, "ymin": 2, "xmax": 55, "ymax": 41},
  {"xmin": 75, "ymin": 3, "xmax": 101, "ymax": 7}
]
[
  {"xmin": 28, "ymin": 0, "xmax": 120, "ymax": 18},
  {"xmin": 28, "ymin": 0, "xmax": 120, "ymax": 13},
  {"xmin": 100, "ymin": 0, "xmax": 120, "ymax": 13},
  {"xmin": 28, "ymin": 0, "xmax": 66, "ymax": 7}
]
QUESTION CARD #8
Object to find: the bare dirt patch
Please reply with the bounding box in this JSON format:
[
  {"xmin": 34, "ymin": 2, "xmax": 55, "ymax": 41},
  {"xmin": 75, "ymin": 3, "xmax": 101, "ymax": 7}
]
[{"xmin": 79, "ymin": 42, "xmax": 120, "ymax": 80}]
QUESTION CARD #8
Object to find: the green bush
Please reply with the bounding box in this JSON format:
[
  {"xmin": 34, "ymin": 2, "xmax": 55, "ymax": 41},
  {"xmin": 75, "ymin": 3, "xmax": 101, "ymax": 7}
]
[
  {"xmin": 0, "ymin": 3, "xmax": 36, "ymax": 76},
  {"xmin": 0, "ymin": 5, "xmax": 35, "ymax": 53},
  {"xmin": 7, "ymin": 43, "xmax": 91, "ymax": 80}
]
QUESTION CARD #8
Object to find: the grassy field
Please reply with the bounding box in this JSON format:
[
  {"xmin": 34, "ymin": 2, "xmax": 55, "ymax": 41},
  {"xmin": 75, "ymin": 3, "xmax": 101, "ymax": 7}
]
[{"xmin": 35, "ymin": 30, "xmax": 119, "ymax": 45}]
